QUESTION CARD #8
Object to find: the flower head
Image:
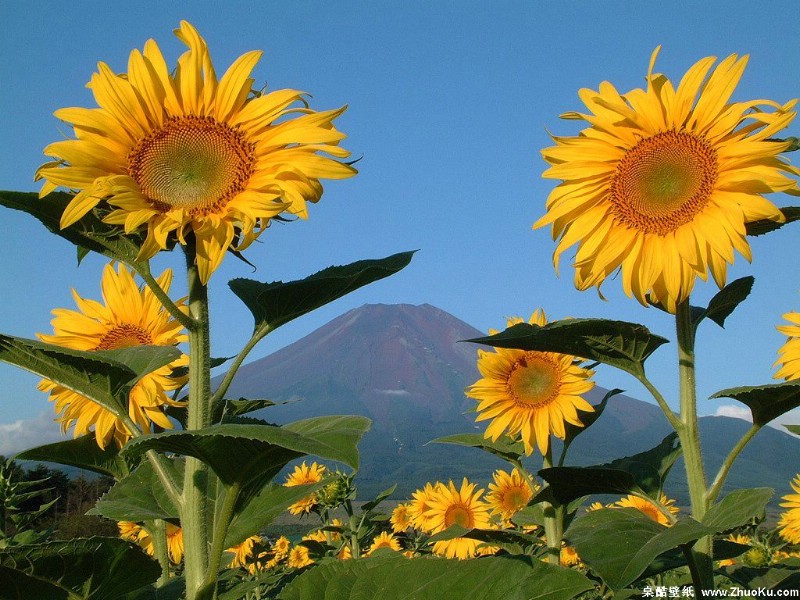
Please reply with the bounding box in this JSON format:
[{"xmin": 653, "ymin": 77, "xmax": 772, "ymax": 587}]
[
  {"xmin": 366, "ymin": 531, "xmax": 402, "ymax": 556},
  {"xmin": 425, "ymin": 478, "xmax": 491, "ymax": 560},
  {"xmin": 466, "ymin": 310, "xmax": 595, "ymax": 455},
  {"xmin": 613, "ymin": 493, "xmax": 679, "ymax": 526},
  {"xmin": 226, "ymin": 535, "xmax": 262, "ymax": 569},
  {"xmin": 287, "ymin": 544, "xmax": 314, "ymax": 569},
  {"xmin": 407, "ymin": 482, "xmax": 441, "ymax": 532},
  {"xmin": 779, "ymin": 474, "xmax": 800, "ymax": 544},
  {"xmin": 38, "ymin": 21, "xmax": 355, "ymax": 283},
  {"xmin": 38, "ymin": 263, "xmax": 187, "ymax": 449},
  {"xmin": 485, "ymin": 468, "xmax": 537, "ymax": 521},
  {"xmin": 284, "ymin": 461, "xmax": 326, "ymax": 515},
  {"xmin": 535, "ymin": 47, "xmax": 798, "ymax": 312},
  {"xmin": 391, "ymin": 503, "xmax": 412, "ymax": 533},
  {"xmin": 775, "ymin": 312, "xmax": 800, "ymax": 381}
]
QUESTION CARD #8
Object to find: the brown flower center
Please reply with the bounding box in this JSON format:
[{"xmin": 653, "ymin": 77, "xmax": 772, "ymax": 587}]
[
  {"xmin": 506, "ymin": 353, "xmax": 560, "ymax": 407},
  {"xmin": 444, "ymin": 503, "xmax": 475, "ymax": 529},
  {"xmin": 95, "ymin": 324, "xmax": 153, "ymax": 350},
  {"xmin": 501, "ymin": 486, "xmax": 531, "ymax": 513},
  {"xmin": 128, "ymin": 116, "xmax": 255, "ymax": 216},
  {"xmin": 610, "ymin": 130, "xmax": 718, "ymax": 235}
]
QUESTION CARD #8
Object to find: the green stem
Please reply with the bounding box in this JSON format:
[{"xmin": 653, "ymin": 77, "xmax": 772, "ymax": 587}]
[
  {"xmin": 541, "ymin": 446, "xmax": 562, "ymax": 566},
  {"xmin": 181, "ymin": 245, "xmax": 214, "ymax": 600},
  {"xmin": 707, "ymin": 423, "xmax": 761, "ymax": 504},
  {"xmin": 203, "ymin": 481, "xmax": 242, "ymax": 590},
  {"xmin": 211, "ymin": 324, "xmax": 272, "ymax": 405},
  {"xmin": 148, "ymin": 519, "xmax": 172, "ymax": 585},
  {"xmin": 135, "ymin": 263, "xmax": 196, "ymax": 332},
  {"xmin": 675, "ymin": 300, "xmax": 714, "ymax": 591},
  {"xmin": 636, "ymin": 372, "xmax": 683, "ymax": 433}
]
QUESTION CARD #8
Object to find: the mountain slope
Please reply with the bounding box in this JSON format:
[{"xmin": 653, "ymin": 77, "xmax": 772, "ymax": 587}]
[{"xmin": 221, "ymin": 303, "xmax": 800, "ymax": 501}]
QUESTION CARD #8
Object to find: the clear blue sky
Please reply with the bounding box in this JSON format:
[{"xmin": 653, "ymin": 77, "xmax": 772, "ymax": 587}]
[{"xmin": 1, "ymin": 1, "xmax": 799, "ymax": 453}]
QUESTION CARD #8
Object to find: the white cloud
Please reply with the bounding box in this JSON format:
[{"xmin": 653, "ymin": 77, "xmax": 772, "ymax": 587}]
[
  {"xmin": 0, "ymin": 412, "xmax": 64, "ymax": 457},
  {"xmin": 714, "ymin": 405, "xmax": 752, "ymax": 422}
]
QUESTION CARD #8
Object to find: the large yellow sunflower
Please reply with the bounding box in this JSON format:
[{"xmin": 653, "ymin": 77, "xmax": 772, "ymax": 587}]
[
  {"xmin": 38, "ymin": 263, "xmax": 187, "ymax": 449},
  {"xmin": 774, "ymin": 311, "xmax": 800, "ymax": 381},
  {"xmin": 426, "ymin": 478, "xmax": 491, "ymax": 560},
  {"xmin": 485, "ymin": 468, "xmax": 537, "ymax": 521},
  {"xmin": 37, "ymin": 21, "xmax": 355, "ymax": 283},
  {"xmin": 466, "ymin": 309, "xmax": 595, "ymax": 456},
  {"xmin": 535, "ymin": 47, "xmax": 798, "ymax": 312},
  {"xmin": 778, "ymin": 474, "xmax": 800, "ymax": 544},
  {"xmin": 283, "ymin": 461, "xmax": 326, "ymax": 515}
]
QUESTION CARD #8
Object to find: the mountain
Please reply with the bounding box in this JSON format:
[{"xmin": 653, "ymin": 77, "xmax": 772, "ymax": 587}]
[{"xmin": 221, "ymin": 303, "xmax": 800, "ymax": 502}]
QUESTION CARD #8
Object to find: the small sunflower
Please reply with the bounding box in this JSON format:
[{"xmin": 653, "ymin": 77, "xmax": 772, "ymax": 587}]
[
  {"xmin": 535, "ymin": 47, "xmax": 798, "ymax": 312},
  {"xmin": 119, "ymin": 521, "xmax": 184, "ymax": 564},
  {"xmin": 38, "ymin": 263, "xmax": 187, "ymax": 449},
  {"xmin": 426, "ymin": 478, "xmax": 491, "ymax": 560},
  {"xmin": 485, "ymin": 468, "xmax": 537, "ymax": 521},
  {"xmin": 366, "ymin": 531, "xmax": 402, "ymax": 556},
  {"xmin": 778, "ymin": 474, "xmax": 800, "ymax": 544},
  {"xmin": 613, "ymin": 493, "xmax": 679, "ymax": 526},
  {"xmin": 407, "ymin": 482, "xmax": 441, "ymax": 532},
  {"xmin": 287, "ymin": 544, "xmax": 314, "ymax": 569},
  {"xmin": 560, "ymin": 544, "xmax": 583, "ymax": 568},
  {"xmin": 284, "ymin": 461, "xmax": 326, "ymax": 515},
  {"xmin": 391, "ymin": 503, "xmax": 412, "ymax": 533},
  {"xmin": 226, "ymin": 535, "xmax": 262, "ymax": 569},
  {"xmin": 774, "ymin": 312, "xmax": 800, "ymax": 381},
  {"xmin": 337, "ymin": 544, "xmax": 353, "ymax": 560},
  {"xmin": 37, "ymin": 21, "xmax": 355, "ymax": 283},
  {"xmin": 466, "ymin": 310, "xmax": 595, "ymax": 456}
]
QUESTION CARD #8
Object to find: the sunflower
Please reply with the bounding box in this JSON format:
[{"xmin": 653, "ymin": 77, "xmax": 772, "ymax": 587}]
[
  {"xmin": 407, "ymin": 482, "xmax": 441, "ymax": 532},
  {"xmin": 366, "ymin": 531, "xmax": 402, "ymax": 555},
  {"xmin": 775, "ymin": 312, "xmax": 800, "ymax": 381},
  {"xmin": 37, "ymin": 21, "xmax": 355, "ymax": 284},
  {"xmin": 466, "ymin": 309, "xmax": 595, "ymax": 456},
  {"xmin": 560, "ymin": 544, "xmax": 583, "ymax": 568},
  {"xmin": 613, "ymin": 493, "xmax": 679, "ymax": 526},
  {"xmin": 535, "ymin": 47, "xmax": 798, "ymax": 312},
  {"xmin": 486, "ymin": 468, "xmax": 537, "ymax": 521},
  {"xmin": 38, "ymin": 263, "xmax": 187, "ymax": 449},
  {"xmin": 778, "ymin": 474, "xmax": 800, "ymax": 544},
  {"xmin": 119, "ymin": 521, "xmax": 184, "ymax": 563},
  {"xmin": 284, "ymin": 461, "xmax": 326, "ymax": 515},
  {"xmin": 226, "ymin": 535, "xmax": 262, "ymax": 569},
  {"xmin": 391, "ymin": 503, "xmax": 412, "ymax": 533},
  {"xmin": 287, "ymin": 544, "xmax": 314, "ymax": 569},
  {"xmin": 426, "ymin": 478, "xmax": 491, "ymax": 560}
]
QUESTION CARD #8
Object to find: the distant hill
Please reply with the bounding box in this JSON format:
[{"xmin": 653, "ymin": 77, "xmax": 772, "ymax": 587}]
[{"xmin": 221, "ymin": 303, "xmax": 800, "ymax": 503}]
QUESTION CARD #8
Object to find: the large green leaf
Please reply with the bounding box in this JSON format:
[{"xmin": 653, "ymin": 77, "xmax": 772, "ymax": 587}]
[
  {"xmin": 710, "ymin": 381, "xmax": 800, "ymax": 426},
  {"xmin": 723, "ymin": 565, "xmax": 800, "ymax": 590},
  {"xmin": 223, "ymin": 480, "xmax": 330, "ymax": 548},
  {"xmin": 746, "ymin": 206, "xmax": 800, "ymax": 237},
  {"xmin": 0, "ymin": 537, "xmax": 160, "ymax": 600},
  {"xmin": 229, "ymin": 251, "xmax": 415, "ymax": 334},
  {"xmin": 702, "ymin": 488, "xmax": 773, "ymax": 532},
  {"xmin": 88, "ymin": 459, "xmax": 181, "ymax": 521},
  {"xmin": 536, "ymin": 433, "xmax": 681, "ymax": 505},
  {"xmin": 431, "ymin": 433, "xmax": 524, "ymax": 462},
  {"xmin": 278, "ymin": 554, "xmax": 594, "ymax": 600},
  {"xmin": 0, "ymin": 190, "xmax": 149, "ymax": 265},
  {"xmin": 122, "ymin": 416, "xmax": 370, "ymax": 486},
  {"xmin": 692, "ymin": 276, "xmax": 754, "ymax": 330},
  {"xmin": 0, "ymin": 335, "xmax": 181, "ymax": 420},
  {"xmin": 15, "ymin": 435, "xmax": 130, "ymax": 479},
  {"xmin": 566, "ymin": 509, "xmax": 710, "ymax": 590},
  {"xmin": 466, "ymin": 319, "xmax": 668, "ymax": 377}
]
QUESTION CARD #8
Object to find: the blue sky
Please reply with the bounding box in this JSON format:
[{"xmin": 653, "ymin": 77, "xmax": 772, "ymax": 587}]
[{"xmin": 1, "ymin": 1, "xmax": 799, "ymax": 454}]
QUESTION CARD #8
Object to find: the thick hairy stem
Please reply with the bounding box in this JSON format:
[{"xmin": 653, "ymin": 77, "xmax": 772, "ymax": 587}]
[
  {"xmin": 541, "ymin": 447, "xmax": 562, "ymax": 566},
  {"xmin": 675, "ymin": 300, "xmax": 714, "ymax": 590},
  {"xmin": 181, "ymin": 246, "xmax": 215, "ymax": 600},
  {"xmin": 203, "ymin": 481, "xmax": 242, "ymax": 590},
  {"xmin": 148, "ymin": 519, "xmax": 171, "ymax": 585}
]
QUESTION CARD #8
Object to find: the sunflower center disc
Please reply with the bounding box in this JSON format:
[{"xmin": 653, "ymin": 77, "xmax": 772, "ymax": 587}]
[
  {"xmin": 96, "ymin": 324, "xmax": 153, "ymax": 350},
  {"xmin": 611, "ymin": 130, "xmax": 718, "ymax": 235},
  {"xmin": 503, "ymin": 487, "xmax": 528, "ymax": 512},
  {"xmin": 445, "ymin": 504, "xmax": 475, "ymax": 529},
  {"xmin": 507, "ymin": 354, "xmax": 559, "ymax": 407},
  {"xmin": 128, "ymin": 116, "xmax": 255, "ymax": 215}
]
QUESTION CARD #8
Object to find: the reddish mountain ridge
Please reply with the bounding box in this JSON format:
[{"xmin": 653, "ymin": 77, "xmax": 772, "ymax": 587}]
[{"xmin": 221, "ymin": 303, "xmax": 800, "ymax": 500}]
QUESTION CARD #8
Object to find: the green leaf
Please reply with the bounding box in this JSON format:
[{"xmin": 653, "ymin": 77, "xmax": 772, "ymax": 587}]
[
  {"xmin": 0, "ymin": 537, "xmax": 160, "ymax": 600},
  {"xmin": 746, "ymin": 206, "xmax": 800, "ymax": 237},
  {"xmin": 560, "ymin": 388, "xmax": 621, "ymax": 460},
  {"xmin": 360, "ymin": 484, "xmax": 397, "ymax": 514},
  {"xmin": 710, "ymin": 380, "xmax": 800, "ymax": 426},
  {"xmin": 0, "ymin": 335, "xmax": 181, "ymax": 421},
  {"xmin": 15, "ymin": 435, "xmax": 130, "ymax": 479},
  {"xmin": 723, "ymin": 565, "xmax": 800, "ymax": 590},
  {"xmin": 466, "ymin": 319, "xmax": 668, "ymax": 378},
  {"xmin": 278, "ymin": 554, "xmax": 594, "ymax": 600},
  {"xmin": 566, "ymin": 509, "xmax": 710, "ymax": 590},
  {"xmin": 212, "ymin": 398, "xmax": 281, "ymax": 423},
  {"xmin": 702, "ymin": 488, "xmax": 773, "ymax": 532},
  {"xmin": 122, "ymin": 416, "xmax": 370, "ymax": 486},
  {"xmin": 229, "ymin": 251, "xmax": 415, "ymax": 334},
  {"xmin": 692, "ymin": 276, "xmax": 754, "ymax": 329},
  {"xmin": 0, "ymin": 190, "xmax": 150, "ymax": 265},
  {"xmin": 536, "ymin": 433, "xmax": 681, "ymax": 505},
  {"xmin": 88, "ymin": 459, "xmax": 181, "ymax": 521},
  {"xmin": 224, "ymin": 480, "xmax": 330, "ymax": 548},
  {"xmin": 431, "ymin": 433, "xmax": 524, "ymax": 462}
]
